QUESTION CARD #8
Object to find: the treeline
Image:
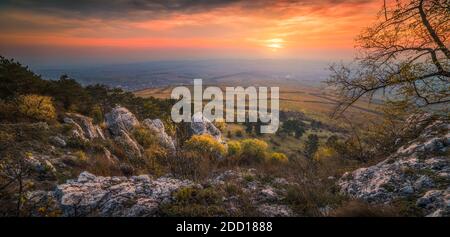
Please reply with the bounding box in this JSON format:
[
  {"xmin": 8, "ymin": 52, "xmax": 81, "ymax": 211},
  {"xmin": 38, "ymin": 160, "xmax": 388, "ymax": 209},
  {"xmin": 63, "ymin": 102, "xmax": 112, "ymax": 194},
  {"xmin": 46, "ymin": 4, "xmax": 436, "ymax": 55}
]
[{"xmin": 0, "ymin": 56, "xmax": 174, "ymax": 124}]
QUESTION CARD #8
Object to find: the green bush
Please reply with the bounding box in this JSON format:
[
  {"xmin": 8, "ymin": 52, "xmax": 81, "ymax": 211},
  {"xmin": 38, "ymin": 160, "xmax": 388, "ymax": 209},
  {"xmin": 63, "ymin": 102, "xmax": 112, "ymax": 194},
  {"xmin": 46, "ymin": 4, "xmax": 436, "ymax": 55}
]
[
  {"xmin": 133, "ymin": 127, "xmax": 157, "ymax": 149},
  {"xmin": 160, "ymin": 187, "xmax": 226, "ymax": 217},
  {"xmin": 90, "ymin": 104, "xmax": 104, "ymax": 124}
]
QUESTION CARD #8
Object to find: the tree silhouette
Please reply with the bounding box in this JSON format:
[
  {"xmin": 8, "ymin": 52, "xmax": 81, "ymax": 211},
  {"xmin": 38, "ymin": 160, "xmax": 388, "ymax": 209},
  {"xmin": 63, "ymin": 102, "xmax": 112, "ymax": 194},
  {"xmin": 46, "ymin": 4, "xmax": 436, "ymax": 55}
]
[{"xmin": 328, "ymin": 0, "xmax": 449, "ymax": 116}]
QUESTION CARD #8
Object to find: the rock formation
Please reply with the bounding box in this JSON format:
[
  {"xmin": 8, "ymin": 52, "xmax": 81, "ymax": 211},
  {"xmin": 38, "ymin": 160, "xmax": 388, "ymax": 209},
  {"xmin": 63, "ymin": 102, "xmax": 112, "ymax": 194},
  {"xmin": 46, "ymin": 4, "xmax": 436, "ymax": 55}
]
[
  {"xmin": 64, "ymin": 113, "xmax": 105, "ymax": 140},
  {"xmin": 114, "ymin": 130, "xmax": 143, "ymax": 159},
  {"xmin": 190, "ymin": 112, "xmax": 222, "ymax": 142},
  {"xmin": 105, "ymin": 106, "xmax": 140, "ymax": 136},
  {"xmin": 35, "ymin": 169, "xmax": 295, "ymax": 217},
  {"xmin": 339, "ymin": 114, "xmax": 449, "ymax": 216},
  {"xmin": 54, "ymin": 172, "xmax": 193, "ymax": 216},
  {"xmin": 142, "ymin": 118, "xmax": 176, "ymax": 153}
]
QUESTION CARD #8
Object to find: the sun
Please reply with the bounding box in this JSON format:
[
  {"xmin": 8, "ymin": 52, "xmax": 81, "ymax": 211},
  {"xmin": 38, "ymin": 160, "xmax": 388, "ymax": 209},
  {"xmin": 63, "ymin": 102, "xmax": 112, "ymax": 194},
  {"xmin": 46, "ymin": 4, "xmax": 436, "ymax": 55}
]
[{"xmin": 265, "ymin": 38, "xmax": 284, "ymax": 51}]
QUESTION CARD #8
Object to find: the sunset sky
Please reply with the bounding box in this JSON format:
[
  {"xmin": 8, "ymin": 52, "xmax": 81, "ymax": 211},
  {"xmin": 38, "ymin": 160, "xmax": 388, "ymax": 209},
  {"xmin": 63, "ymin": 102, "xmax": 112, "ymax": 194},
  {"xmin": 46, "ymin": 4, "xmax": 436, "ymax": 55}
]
[{"xmin": 0, "ymin": 0, "xmax": 384, "ymax": 66}]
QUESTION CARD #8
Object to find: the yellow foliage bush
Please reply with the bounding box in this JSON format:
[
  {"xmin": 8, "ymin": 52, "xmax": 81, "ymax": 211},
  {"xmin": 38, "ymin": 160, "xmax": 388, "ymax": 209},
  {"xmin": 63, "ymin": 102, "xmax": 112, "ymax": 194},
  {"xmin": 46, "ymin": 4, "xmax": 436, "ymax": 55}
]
[
  {"xmin": 74, "ymin": 150, "xmax": 88, "ymax": 163},
  {"xmin": 227, "ymin": 140, "xmax": 242, "ymax": 157},
  {"xmin": 240, "ymin": 138, "xmax": 268, "ymax": 163},
  {"xmin": 18, "ymin": 94, "xmax": 56, "ymax": 121},
  {"xmin": 184, "ymin": 134, "xmax": 226, "ymax": 159},
  {"xmin": 267, "ymin": 152, "xmax": 289, "ymax": 164},
  {"xmin": 313, "ymin": 146, "xmax": 338, "ymax": 162}
]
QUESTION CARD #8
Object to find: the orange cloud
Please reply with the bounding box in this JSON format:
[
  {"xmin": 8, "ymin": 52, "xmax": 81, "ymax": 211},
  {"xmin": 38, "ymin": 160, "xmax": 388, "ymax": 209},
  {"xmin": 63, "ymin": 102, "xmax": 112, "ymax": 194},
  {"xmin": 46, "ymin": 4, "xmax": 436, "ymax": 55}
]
[{"xmin": 0, "ymin": 0, "xmax": 383, "ymax": 61}]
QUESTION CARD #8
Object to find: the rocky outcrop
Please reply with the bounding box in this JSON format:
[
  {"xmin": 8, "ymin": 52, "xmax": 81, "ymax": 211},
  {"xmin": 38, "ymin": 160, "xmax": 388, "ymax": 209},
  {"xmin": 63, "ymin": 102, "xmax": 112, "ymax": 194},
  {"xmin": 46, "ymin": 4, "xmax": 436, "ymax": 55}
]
[
  {"xmin": 114, "ymin": 130, "xmax": 143, "ymax": 159},
  {"xmin": 105, "ymin": 106, "xmax": 140, "ymax": 136},
  {"xmin": 142, "ymin": 119, "xmax": 176, "ymax": 153},
  {"xmin": 54, "ymin": 172, "xmax": 194, "ymax": 217},
  {"xmin": 35, "ymin": 169, "xmax": 297, "ymax": 217},
  {"xmin": 416, "ymin": 188, "xmax": 450, "ymax": 217},
  {"xmin": 103, "ymin": 148, "xmax": 119, "ymax": 164},
  {"xmin": 64, "ymin": 113, "xmax": 105, "ymax": 140},
  {"xmin": 190, "ymin": 112, "xmax": 222, "ymax": 142},
  {"xmin": 338, "ymin": 115, "xmax": 449, "ymax": 216},
  {"xmin": 50, "ymin": 136, "xmax": 66, "ymax": 147},
  {"xmin": 103, "ymin": 106, "xmax": 143, "ymax": 159},
  {"xmin": 25, "ymin": 154, "xmax": 57, "ymax": 179}
]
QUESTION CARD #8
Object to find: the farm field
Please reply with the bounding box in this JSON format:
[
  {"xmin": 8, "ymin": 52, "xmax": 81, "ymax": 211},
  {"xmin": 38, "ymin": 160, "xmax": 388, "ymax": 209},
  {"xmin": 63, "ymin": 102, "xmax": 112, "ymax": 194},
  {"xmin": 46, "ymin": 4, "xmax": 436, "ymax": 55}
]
[{"xmin": 134, "ymin": 83, "xmax": 382, "ymax": 125}]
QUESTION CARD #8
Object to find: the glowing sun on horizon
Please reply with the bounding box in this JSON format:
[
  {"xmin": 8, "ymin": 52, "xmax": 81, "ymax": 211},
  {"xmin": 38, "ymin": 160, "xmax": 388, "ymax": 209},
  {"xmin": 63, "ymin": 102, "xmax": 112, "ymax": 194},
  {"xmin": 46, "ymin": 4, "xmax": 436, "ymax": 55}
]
[{"xmin": 265, "ymin": 38, "xmax": 284, "ymax": 51}]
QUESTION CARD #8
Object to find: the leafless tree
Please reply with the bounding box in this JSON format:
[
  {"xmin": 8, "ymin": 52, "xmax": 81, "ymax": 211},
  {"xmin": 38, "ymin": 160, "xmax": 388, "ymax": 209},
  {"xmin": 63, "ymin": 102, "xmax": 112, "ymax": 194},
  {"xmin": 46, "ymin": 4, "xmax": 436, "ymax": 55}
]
[
  {"xmin": 0, "ymin": 153, "xmax": 32, "ymax": 216},
  {"xmin": 327, "ymin": 0, "xmax": 449, "ymax": 116}
]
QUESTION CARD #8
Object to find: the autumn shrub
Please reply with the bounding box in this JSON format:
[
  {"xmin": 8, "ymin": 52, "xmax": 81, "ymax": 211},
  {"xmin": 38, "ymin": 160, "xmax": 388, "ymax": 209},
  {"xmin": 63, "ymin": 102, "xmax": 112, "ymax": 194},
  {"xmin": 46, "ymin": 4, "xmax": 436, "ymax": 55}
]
[
  {"xmin": 213, "ymin": 118, "xmax": 226, "ymax": 132},
  {"xmin": 240, "ymin": 138, "xmax": 268, "ymax": 164},
  {"xmin": 267, "ymin": 152, "xmax": 288, "ymax": 164},
  {"xmin": 142, "ymin": 146, "xmax": 168, "ymax": 176},
  {"xmin": 17, "ymin": 94, "xmax": 56, "ymax": 122},
  {"xmin": 227, "ymin": 140, "xmax": 242, "ymax": 156},
  {"xmin": 221, "ymin": 140, "xmax": 242, "ymax": 166},
  {"xmin": 133, "ymin": 127, "xmax": 169, "ymax": 175},
  {"xmin": 184, "ymin": 134, "xmax": 226, "ymax": 160},
  {"xmin": 73, "ymin": 150, "xmax": 88, "ymax": 164},
  {"xmin": 133, "ymin": 126, "xmax": 158, "ymax": 149},
  {"xmin": 313, "ymin": 146, "xmax": 338, "ymax": 162}
]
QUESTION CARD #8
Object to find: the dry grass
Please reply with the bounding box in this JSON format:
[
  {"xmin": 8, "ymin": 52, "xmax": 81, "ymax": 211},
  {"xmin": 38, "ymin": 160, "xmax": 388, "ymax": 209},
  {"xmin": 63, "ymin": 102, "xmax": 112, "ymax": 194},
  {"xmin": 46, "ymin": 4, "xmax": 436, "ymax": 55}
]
[{"xmin": 330, "ymin": 200, "xmax": 400, "ymax": 217}]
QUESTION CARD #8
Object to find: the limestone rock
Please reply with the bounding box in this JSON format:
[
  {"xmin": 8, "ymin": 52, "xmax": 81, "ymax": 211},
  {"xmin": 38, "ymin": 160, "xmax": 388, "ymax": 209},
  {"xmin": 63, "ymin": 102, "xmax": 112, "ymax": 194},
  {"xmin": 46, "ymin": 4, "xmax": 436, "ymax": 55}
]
[
  {"xmin": 25, "ymin": 154, "xmax": 57, "ymax": 178},
  {"xmin": 103, "ymin": 148, "xmax": 119, "ymax": 164},
  {"xmin": 105, "ymin": 106, "xmax": 139, "ymax": 136},
  {"xmin": 338, "ymin": 115, "xmax": 449, "ymax": 216},
  {"xmin": 416, "ymin": 189, "xmax": 450, "ymax": 217},
  {"xmin": 260, "ymin": 187, "xmax": 279, "ymax": 201},
  {"xmin": 53, "ymin": 172, "xmax": 193, "ymax": 217},
  {"xmin": 190, "ymin": 112, "xmax": 222, "ymax": 142},
  {"xmin": 142, "ymin": 118, "xmax": 176, "ymax": 153},
  {"xmin": 114, "ymin": 130, "xmax": 143, "ymax": 159},
  {"xmin": 257, "ymin": 204, "xmax": 293, "ymax": 217},
  {"xmin": 50, "ymin": 136, "xmax": 66, "ymax": 147},
  {"xmin": 33, "ymin": 168, "xmax": 301, "ymax": 217},
  {"xmin": 64, "ymin": 113, "xmax": 105, "ymax": 140}
]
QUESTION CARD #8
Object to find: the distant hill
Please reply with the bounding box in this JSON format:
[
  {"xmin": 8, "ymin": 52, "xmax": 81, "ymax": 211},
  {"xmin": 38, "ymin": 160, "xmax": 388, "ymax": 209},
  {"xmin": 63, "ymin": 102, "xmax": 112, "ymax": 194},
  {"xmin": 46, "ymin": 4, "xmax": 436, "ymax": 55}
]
[{"xmin": 32, "ymin": 59, "xmax": 333, "ymax": 91}]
